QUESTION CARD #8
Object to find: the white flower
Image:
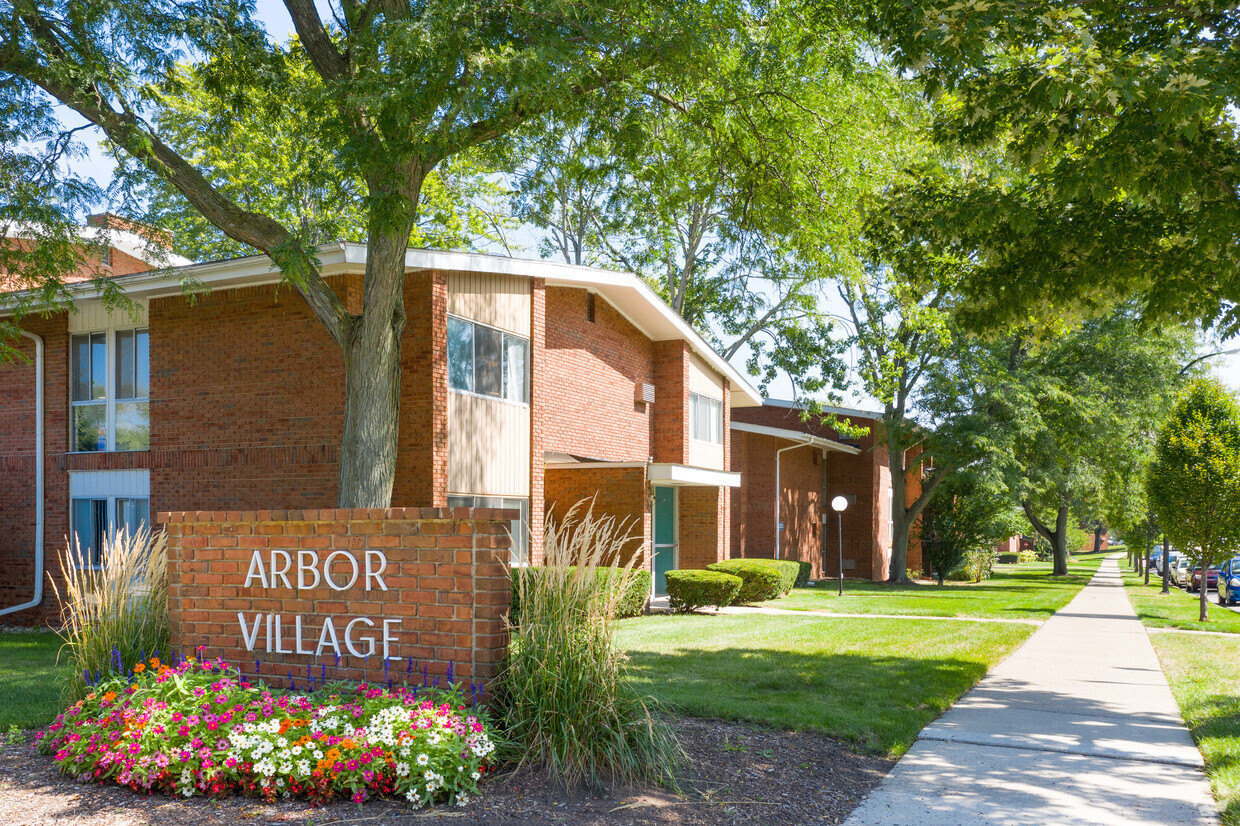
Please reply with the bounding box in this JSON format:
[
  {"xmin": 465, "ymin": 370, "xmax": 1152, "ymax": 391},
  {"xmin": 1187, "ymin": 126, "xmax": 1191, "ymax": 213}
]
[
  {"xmin": 456, "ymin": 793, "xmax": 469, "ymax": 807},
  {"xmin": 416, "ymin": 753, "xmax": 429, "ymax": 766},
  {"xmin": 313, "ymin": 749, "xmax": 324, "ymax": 760},
  {"xmin": 471, "ymin": 771, "xmax": 480, "ymax": 780}
]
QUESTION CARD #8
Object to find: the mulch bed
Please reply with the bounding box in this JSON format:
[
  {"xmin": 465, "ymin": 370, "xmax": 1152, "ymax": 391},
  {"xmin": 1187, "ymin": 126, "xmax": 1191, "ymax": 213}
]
[{"xmin": 0, "ymin": 717, "xmax": 891, "ymax": 825}]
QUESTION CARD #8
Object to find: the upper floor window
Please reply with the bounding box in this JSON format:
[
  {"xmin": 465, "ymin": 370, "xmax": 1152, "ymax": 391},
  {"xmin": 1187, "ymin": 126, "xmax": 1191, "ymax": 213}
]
[
  {"xmin": 690, "ymin": 392, "xmax": 723, "ymax": 444},
  {"xmin": 447, "ymin": 315, "xmax": 528, "ymax": 404},
  {"xmin": 71, "ymin": 328, "xmax": 149, "ymax": 451}
]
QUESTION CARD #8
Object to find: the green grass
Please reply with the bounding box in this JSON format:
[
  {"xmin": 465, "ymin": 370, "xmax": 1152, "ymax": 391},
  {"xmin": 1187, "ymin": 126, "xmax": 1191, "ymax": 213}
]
[
  {"xmin": 1151, "ymin": 633, "xmax": 1240, "ymax": 824},
  {"xmin": 1121, "ymin": 568, "xmax": 1240, "ymax": 633},
  {"xmin": 616, "ymin": 613, "xmax": 1033, "ymax": 758},
  {"xmin": 0, "ymin": 631, "xmax": 65, "ymax": 730},
  {"xmin": 758, "ymin": 552, "xmax": 1112, "ymax": 621}
]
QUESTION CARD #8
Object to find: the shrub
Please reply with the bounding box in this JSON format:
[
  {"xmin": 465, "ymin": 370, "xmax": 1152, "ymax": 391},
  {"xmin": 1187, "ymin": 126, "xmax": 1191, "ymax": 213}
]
[
  {"xmin": 498, "ymin": 503, "xmax": 678, "ymax": 788},
  {"xmin": 665, "ymin": 570, "xmax": 742, "ymax": 613},
  {"xmin": 52, "ymin": 526, "xmax": 168, "ymax": 703},
  {"xmin": 963, "ymin": 548, "xmax": 998, "ymax": 582},
  {"xmin": 509, "ymin": 567, "xmax": 650, "ymax": 622},
  {"xmin": 1018, "ymin": 549, "xmax": 1040, "ymax": 564},
  {"xmin": 793, "ymin": 561, "xmax": 813, "ymax": 588},
  {"xmin": 705, "ymin": 560, "xmax": 785, "ymax": 603},
  {"xmin": 37, "ymin": 657, "xmax": 493, "ymax": 806}
]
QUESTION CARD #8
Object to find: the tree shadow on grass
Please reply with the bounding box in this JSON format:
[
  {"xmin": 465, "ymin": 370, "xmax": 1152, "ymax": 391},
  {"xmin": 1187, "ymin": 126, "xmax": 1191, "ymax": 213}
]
[
  {"xmin": 1181, "ymin": 692, "xmax": 1240, "ymax": 823},
  {"xmin": 623, "ymin": 646, "xmax": 993, "ymax": 758}
]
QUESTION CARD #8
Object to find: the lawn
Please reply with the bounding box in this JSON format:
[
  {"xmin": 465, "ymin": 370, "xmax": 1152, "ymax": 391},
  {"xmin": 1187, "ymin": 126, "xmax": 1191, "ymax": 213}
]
[
  {"xmin": 616, "ymin": 612, "xmax": 1033, "ymax": 758},
  {"xmin": 1121, "ymin": 568, "xmax": 1240, "ymax": 633},
  {"xmin": 757, "ymin": 551, "xmax": 1112, "ymax": 621},
  {"xmin": 1151, "ymin": 633, "xmax": 1240, "ymax": 825},
  {"xmin": 0, "ymin": 631, "xmax": 65, "ymax": 730}
]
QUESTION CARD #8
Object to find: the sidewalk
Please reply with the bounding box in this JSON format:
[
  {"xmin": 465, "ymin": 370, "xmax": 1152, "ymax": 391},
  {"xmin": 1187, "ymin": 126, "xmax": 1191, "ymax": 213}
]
[{"xmin": 843, "ymin": 555, "xmax": 1219, "ymax": 826}]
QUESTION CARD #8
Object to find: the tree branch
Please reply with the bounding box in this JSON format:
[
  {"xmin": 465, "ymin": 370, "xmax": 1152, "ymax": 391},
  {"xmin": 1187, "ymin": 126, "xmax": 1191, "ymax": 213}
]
[{"xmin": 284, "ymin": 0, "xmax": 348, "ymax": 80}]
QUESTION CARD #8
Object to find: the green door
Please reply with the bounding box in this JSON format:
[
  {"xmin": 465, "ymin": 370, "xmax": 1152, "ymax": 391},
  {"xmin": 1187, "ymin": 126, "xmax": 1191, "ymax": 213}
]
[{"xmin": 653, "ymin": 486, "xmax": 676, "ymax": 596}]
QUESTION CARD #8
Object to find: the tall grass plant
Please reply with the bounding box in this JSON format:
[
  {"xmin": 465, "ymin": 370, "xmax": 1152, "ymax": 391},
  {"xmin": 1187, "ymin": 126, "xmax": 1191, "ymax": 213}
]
[
  {"xmin": 51, "ymin": 526, "xmax": 168, "ymax": 702},
  {"xmin": 497, "ymin": 502, "xmax": 679, "ymax": 789}
]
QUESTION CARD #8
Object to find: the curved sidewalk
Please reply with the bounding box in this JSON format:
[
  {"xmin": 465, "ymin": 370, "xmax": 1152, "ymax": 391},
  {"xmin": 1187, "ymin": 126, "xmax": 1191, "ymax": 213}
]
[{"xmin": 843, "ymin": 555, "xmax": 1219, "ymax": 826}]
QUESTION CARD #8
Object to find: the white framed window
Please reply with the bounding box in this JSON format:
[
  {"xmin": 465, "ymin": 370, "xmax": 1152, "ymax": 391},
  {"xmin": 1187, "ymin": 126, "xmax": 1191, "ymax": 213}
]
[
  {"xmin": 690, "ymin": 392, "xmax": 723, "ymax": 444},
  {"xmin": 69, "ymin": 471, "xmax": 150, "ymax": 569},
  {"xmin": 447, "ymin": 494, "xmax": 529, "ymax": 566},
  {"xmin": 70, "ymin": 327, "xmax": 149, "ymax": 452},
  {"xmin": 447, "ymin": 315, "xmax": 528, "ymax": 404}
]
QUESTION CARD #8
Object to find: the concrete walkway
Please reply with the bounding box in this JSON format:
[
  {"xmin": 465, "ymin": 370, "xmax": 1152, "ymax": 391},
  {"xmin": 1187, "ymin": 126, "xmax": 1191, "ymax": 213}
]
[{"xmin": 843, "ymin": 555, "xmax": 1219, "ymax": 826}]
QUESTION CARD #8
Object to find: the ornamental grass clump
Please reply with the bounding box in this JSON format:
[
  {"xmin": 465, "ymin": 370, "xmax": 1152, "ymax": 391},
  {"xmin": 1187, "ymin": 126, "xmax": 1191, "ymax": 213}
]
[
  {"xmin": 36, "ymin": 656, "xmax": 495, "ymax": 808},
  {"xmin": 498, "ymin": 503, "xmax": 679, "ymax": 789},
  {"xmin": 52, "ymin": 525, "xmax": 169, "ymax": 703}
]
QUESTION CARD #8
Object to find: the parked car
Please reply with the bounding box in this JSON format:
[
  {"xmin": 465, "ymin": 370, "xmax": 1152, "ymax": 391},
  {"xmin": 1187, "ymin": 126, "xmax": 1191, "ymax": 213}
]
[
  {"xmin": 1150, "ymin": 549, "xmax": 1164, "ymax": 574},
  {"xmin": 1168, "ymin": 553, "xmax": 1189, "ymax": 586},
  {"xmin": 1189, "ymin": 563, "xmax": 1222, "ymax": 593},
  {"xmin": 1218, "ymin": 558, "xmax": 1240, "ymax": 606}
]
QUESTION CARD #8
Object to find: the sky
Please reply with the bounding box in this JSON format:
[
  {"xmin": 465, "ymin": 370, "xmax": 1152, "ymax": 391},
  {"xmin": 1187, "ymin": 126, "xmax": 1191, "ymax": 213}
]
[{"xmin": 53, "ymin": 0, "xmax": 1240, "ymax": 408}]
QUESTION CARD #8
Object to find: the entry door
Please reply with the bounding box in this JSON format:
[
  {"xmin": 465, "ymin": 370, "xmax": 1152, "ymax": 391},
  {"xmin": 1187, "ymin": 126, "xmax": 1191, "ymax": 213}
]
[{"xmin": 653, "ymin": 486, "xmax": 677, "ymax": 596}]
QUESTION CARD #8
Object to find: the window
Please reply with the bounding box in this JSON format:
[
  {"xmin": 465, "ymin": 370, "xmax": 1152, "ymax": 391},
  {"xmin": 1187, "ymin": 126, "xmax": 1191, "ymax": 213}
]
[
  {"xmin": 71, "ymin": 495, "xmax": 150, "ymax": 569},
  {"xmin": 100, "ymin": 245, "xmax": 111, "ymax": 267},
  {"xmin": 447, "ymin": 495, "xmax": 529, "ymax": 566},
  {"xmin": 446, "ymin": 316, "xmax": 528, "ymax": 404},
  {"xmin": 690, "ymin": 392, "xmax": 723, "ymax": 444},
  {"xmin": 71, "ymin": 328, "xmax": 149, "ymax": 451}
]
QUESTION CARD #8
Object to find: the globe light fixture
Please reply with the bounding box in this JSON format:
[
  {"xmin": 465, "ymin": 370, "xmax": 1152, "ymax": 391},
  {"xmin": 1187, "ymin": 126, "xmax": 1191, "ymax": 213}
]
[{"xmin": 831, "ymin": 496, "xmax": 848, "ymax": 596}]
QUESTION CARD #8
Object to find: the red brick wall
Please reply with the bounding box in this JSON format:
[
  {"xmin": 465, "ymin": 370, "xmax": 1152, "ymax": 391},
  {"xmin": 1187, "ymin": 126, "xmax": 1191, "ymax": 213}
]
[
  {"xmin": 149, "ymin": 279, "xmax": 357, "ymax": 513},
  {"xmin": 543, "ymin": 466, "xmax": 649, "ymax": 568},
  {"xmin": 529, "ymin": 279, "xmax": 548, "ymax": 555},
  {"xmin": 394, "ymin": 270, "xmax": 448, "ymax": 507},
  {"xmin": 162, "ymin": 508, "xmax": 512, "ymax": 684},
  {"xmin": 652, "ymin": 340, "xmax": 689, "ymax": 464},
  {"xmin": 542, "ymin": 287, "xmax": 653, "ymax": 462},
  {"xmin": 0, "ymin": 313, "xmax": 71, "ymax": 625},
  {"xmin": 731, "ymin": 433, "xmax": 826, "ymax": 577}
]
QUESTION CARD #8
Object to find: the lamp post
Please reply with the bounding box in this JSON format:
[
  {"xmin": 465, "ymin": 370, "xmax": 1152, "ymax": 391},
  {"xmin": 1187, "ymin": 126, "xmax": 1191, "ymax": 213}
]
[{"xmin": 831, "ymin": 495, "xmax": 849, "ymax": 596}]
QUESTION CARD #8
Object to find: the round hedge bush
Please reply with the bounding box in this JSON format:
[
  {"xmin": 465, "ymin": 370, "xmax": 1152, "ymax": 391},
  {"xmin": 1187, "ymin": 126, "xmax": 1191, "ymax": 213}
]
[
  {"xmin": 705, "ymin": 560, "xmax": 785, "ymax": 603},
  {"xmin": 665, "ymin": 570, "xmax": 743, "ymax": 613}
]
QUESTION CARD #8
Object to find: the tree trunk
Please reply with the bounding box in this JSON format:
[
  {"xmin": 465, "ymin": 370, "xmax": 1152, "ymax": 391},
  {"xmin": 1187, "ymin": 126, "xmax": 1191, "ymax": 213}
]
[
  {"xmin": 1161, "ymin": 535, "xmax": 1171, "ymax": 595},
  {"xmin": 888, "ymin": 442, "xmax": 911, "ymax": 582},
  {"xmin": 1022, "ymin": 500, "xmax": 1070, "ymax": 576},
  {"xmin": 1093, "ymin": 524, "xmax": 1103, "ymax": 554},
  {"xmin": 1051, "ymin": 505, "xmax": 1070, "ymax": 576},
  {"xmin": 1200, "ymin": 562, "xmax": 1209, "ymax": 622},
  {"xmin": 1144, "ymin": 538, "xmax": 1151, "ymax": 586},
  {"xmin": 335, "ymin": 221, "xmax": 412, "ymax": 508}
]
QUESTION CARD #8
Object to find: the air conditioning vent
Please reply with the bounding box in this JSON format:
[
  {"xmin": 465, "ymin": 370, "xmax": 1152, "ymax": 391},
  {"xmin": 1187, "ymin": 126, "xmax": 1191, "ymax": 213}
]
[{"xmin": 636, "ymin": 382, "xmax": 655, "ymax": 404}]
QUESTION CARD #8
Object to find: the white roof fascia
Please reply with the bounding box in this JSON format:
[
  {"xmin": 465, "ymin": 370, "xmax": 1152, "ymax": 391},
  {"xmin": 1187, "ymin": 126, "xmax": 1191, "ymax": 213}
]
[
  {"xmin": 760, "ymin": 398, "xmax": 884, "ymax": 421},
  {"xmin": 646, "ymin": 463, "xmax": 742, "ymax": 488},
  {"xmin": 544, "ymin": 461, "xmax": 648, "ymax": 470},
  {"xmin": 730, "ymin": 420, "xmax": 862, "ymax": 455}
]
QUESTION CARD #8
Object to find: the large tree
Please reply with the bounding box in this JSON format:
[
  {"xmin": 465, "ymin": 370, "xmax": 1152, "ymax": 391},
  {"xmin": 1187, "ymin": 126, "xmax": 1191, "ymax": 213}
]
[
  {"xmin": 1, "ymin": 0, "xmax": 747, "ymax": 507},
  {"xmin": 923, "ymin": 309, "xmax": 1194, "ymax": 575},
  {"xmin": 1148, "ymin": 379, "xmax": 1240, "ymax": 622},
  {"xmin": 866, "ymin": 0, "xmax": 1240, "ymax": 335},
  {"xmin": 502, "ymin": 15, "xmax": 917, "ymax": 396}
]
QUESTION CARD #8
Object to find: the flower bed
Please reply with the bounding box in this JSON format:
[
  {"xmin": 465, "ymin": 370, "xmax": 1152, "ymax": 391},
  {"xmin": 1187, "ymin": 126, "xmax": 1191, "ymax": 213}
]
[{"xmin": 36, "ymin": 656, "xmax": 495, "ymax": 808}]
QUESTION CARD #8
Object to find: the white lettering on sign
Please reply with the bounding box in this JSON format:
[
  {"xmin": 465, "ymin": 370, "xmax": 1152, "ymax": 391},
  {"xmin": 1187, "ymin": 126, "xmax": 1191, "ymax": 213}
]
[{"xmin": 235, "ymin": 548, "xmax": 400, "ymax": 659}]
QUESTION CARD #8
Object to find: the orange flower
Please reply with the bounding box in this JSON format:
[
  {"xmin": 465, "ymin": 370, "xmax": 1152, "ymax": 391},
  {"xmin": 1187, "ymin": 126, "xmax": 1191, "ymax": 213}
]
[
  {"xmin": 133, "ymin": 663, "xmax": 146, "ymax": 673},
  {"xmin": 148, "ymin": 657, "xmax": 160, "ymax": 667},
  {"xmin": 340, "ymin": 739, "xmax": 356, "ymax": 750},
  {"xmin": 102, "ymin": 692, "xmax": 116, "ymax": 703}
]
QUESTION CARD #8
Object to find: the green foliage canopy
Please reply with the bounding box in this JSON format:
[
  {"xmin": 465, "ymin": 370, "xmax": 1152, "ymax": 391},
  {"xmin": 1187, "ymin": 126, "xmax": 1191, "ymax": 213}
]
[{"xmin": 868, "ymin": 0, "xmax": 1240, "ymax": 333}]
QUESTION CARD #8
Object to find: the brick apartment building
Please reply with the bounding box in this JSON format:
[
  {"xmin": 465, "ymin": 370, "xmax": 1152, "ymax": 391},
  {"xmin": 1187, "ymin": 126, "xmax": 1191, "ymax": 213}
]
[
  {"xmin": 0, "ymin": 239, "xmax": 762, "ymax": 623},
  {"xmin": 731, "ymin": 401, "xmax": 923, "ymax": 581}
]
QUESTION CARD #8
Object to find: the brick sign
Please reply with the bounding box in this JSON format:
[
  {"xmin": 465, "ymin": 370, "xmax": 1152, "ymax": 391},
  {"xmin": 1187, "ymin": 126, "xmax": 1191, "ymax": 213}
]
[{"xmin": 161, "ymin": 508, "xmax": 513, "ymax": 683}]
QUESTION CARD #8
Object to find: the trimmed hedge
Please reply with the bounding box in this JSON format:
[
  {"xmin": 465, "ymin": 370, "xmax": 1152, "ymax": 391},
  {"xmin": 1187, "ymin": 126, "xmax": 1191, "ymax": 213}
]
[
  {"xmin": 665, "ymin": 570, "xmax": 743, "ymax": 613},
  {"xmin": 511, "ymin": 566, "xmax": 651, "ymax": 620},
  {"xmin": 794, "ymin": 561, "xmax": 813, "ymax": 588},
  {"xmin": 705, "ymin": 560, "xmax": 785, "ymax": 603}
]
